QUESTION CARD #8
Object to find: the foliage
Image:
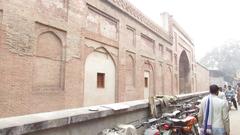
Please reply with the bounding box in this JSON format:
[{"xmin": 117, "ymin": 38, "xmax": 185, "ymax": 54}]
[{"xmin": 200, "ymin": 40, "xmax": 240, "ymax": 82}]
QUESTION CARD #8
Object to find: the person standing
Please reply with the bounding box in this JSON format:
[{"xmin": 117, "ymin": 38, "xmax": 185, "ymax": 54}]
[
  {"xmin": 198, "ymin": 84, "xmax": 230, "ymax": 135},
  {"xmin": 218, "ymin": 87, "xmax": 226, "ymax": 100},
  {"xmin": 223, "ymin": 84, "xmax": 227, "ymax": 92},
  {"xmin": 225, "ymin": 85, "xmax": 238, "ymax": 110}
]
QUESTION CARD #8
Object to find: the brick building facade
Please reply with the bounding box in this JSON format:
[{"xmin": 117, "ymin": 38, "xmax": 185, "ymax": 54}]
[{"xmin": 0, "ymin": 0, "xmax": 209, "ymax": 117}]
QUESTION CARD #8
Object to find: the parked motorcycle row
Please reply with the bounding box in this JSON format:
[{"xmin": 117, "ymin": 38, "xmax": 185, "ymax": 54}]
[{"xmin": 98, "ymin": 97, "xmax": 202, "ymax": 135}]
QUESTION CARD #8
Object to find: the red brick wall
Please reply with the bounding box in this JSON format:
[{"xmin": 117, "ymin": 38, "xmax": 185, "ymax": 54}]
[{"xmin": 0, "ymin": 0, "xmax": 208, "ymax": 118}]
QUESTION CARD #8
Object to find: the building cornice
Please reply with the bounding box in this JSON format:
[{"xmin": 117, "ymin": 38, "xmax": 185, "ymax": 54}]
[
  {"xmin": 105, "ymin": 0, "xmax": 171, "ymax": 43},
  {"xmin": 170, "ymin": 18, "xmax": 194, "ymax": 46},
  {"xmin": 197, "ymin": 62, "xmax": 209, "ymax": 70}
]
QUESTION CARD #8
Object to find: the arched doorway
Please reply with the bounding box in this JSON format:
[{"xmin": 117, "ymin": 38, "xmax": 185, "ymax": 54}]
[
  {"xmin": 179, "ymin": 51, "xmax": 191, "ymax": 94},
  {"xmin": 84, "ymin": 48, "xmax": 116, "ymax": 106}
]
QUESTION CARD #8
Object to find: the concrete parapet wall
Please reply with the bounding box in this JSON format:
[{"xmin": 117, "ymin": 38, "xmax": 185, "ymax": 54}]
[{"xmin": 0, "ymin": 92, "xmax": 208, "ymax": 135}]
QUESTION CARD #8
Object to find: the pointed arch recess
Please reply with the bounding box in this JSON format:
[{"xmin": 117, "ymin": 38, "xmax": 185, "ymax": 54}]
[
  {"xmin": 179, "ymin": 50, "xmax": 191, "ymax": 94},
  {"xmin": 33, "ymin": 31, "xmax": 65, "ymax": 90}
]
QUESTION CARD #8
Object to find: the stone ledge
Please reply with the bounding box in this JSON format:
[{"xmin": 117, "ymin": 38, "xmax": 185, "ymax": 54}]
[
  {"xmin": 0, "ymin": 92, "xmax": 208, "ymax": 135},
  {"xmin": 176, "ymin": 91, "xmax": 208, "ymax": 100},
  {"xmin": 0, "ymin": 100, "xmax": 149, "ymax": 135}
]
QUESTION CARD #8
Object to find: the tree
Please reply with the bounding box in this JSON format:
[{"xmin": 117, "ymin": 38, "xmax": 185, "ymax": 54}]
[{"xmin": 200, "ymin": 40, "xmax": 240, "ymax": 82}]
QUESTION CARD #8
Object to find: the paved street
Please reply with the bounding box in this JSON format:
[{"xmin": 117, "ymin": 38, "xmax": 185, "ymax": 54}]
[{"xmin": 230, "ymin": 105, "xmax": 240, "ymax": 135}]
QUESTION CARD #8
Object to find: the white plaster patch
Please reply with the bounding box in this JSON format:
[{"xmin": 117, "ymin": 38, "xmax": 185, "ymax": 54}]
[
  {"xmin": 41, "ymin": 0, "xmax": 65, "ymax": 9},
  {"xmin": 87, "ymin": 12, "xmax": 98, "ymax": 24},
  {"xmin": 84, "ymin": 51, "xmax": 116, "ymax": 106},
  {"xmin": 100, "ymin": 19, "xmax": 117, "ymax": 40}
]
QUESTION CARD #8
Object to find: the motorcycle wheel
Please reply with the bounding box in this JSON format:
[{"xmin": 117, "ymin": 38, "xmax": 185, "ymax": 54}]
[
  {"xmin": 191, "ymin": 124, "xmax": 199, "ymax": 135},
  {"xmin": 170, "ymin": 130, "xmax": 183, "ymax": 135}
]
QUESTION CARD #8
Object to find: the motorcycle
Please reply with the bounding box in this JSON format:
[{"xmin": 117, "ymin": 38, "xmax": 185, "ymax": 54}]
[
  {"xmin": 226, "ymin": 95, "xmax": 233, "ymax": 110},
  {"xmin": 142, "ymin": 118, "xmax": 161, "ymax": 135},
  {"xmin": 158, "ymin": 100, "xmax": 200, "ymax": 135},
  {"xmin": 159, "ymin": 116, "xmax": 199, "ymax": 135},
  {"xmin": 99, "ymin": 99, "xmax": 201, "ymax": 135}
]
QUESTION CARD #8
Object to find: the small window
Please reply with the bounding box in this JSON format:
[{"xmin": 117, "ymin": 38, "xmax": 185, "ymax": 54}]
[
  {"xmin": 144, "ymin": 77, "xmax": 148, "ymax": 88},
  {"xmin": 97, "ymin": 73, "xmax": 105, "ymax": 88}
]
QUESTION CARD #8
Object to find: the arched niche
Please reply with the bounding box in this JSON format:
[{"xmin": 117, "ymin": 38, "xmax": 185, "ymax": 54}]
[
  {"xmin": 126, "ymin": 55, "xmax": 135, "ymax": 88},
  {"xmin": 33, "ymin": 31, "xmax": 65, "ymax": 90}
]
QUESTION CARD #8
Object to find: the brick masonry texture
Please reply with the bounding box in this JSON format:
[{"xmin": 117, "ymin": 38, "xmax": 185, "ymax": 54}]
[{"xmin": 0, "ymin": 0, "xmax": 209, "ymax": 118}]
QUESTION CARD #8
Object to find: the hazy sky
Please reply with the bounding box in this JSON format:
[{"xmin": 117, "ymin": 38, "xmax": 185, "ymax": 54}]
[{"xmin": 128, "ymin": 0, "xmax": 240, "ymax": 60}]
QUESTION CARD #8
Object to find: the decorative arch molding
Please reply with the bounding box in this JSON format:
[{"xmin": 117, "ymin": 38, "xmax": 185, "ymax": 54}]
[
  {"xmin": 35, "ymin": 22, "xmax": 67, "ymax": 47},
  {"xmin": 38, "ymin": 31, "xmax": 63, "ymax": 45},
  {"xmin": 127, "ymin": 53, "xmax": 136, "ymax": 63},
  {"xmin": 33, "ymin": 28, "xmax": 66, "ymax": 91},
  {"xmin": 83, "ymin": 46, "xmax": 117, "ymax": 68},
  {"xmin": 125, "ymin": 54, "xmax": 136, "ymax": 88},
  {"xmin": 178, "ymin": 48, "xmax": 191, "ymax": 63},
  {"xmin": 143, "ymin": 60, "xmax": 154, "ymax": 72},
  {"xmin": 36, "ymin": 31, "xmax": 64, "ymax": 59}
]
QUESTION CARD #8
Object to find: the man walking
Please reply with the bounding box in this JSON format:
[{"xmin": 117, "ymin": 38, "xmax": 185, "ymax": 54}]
[
  {"xmin": 198, "ymin": 84, "xmax": 230, "ymax": 135},
  {"xmin": 225, "ymin": 85, "xmax": 238, "ymax": 110}
]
